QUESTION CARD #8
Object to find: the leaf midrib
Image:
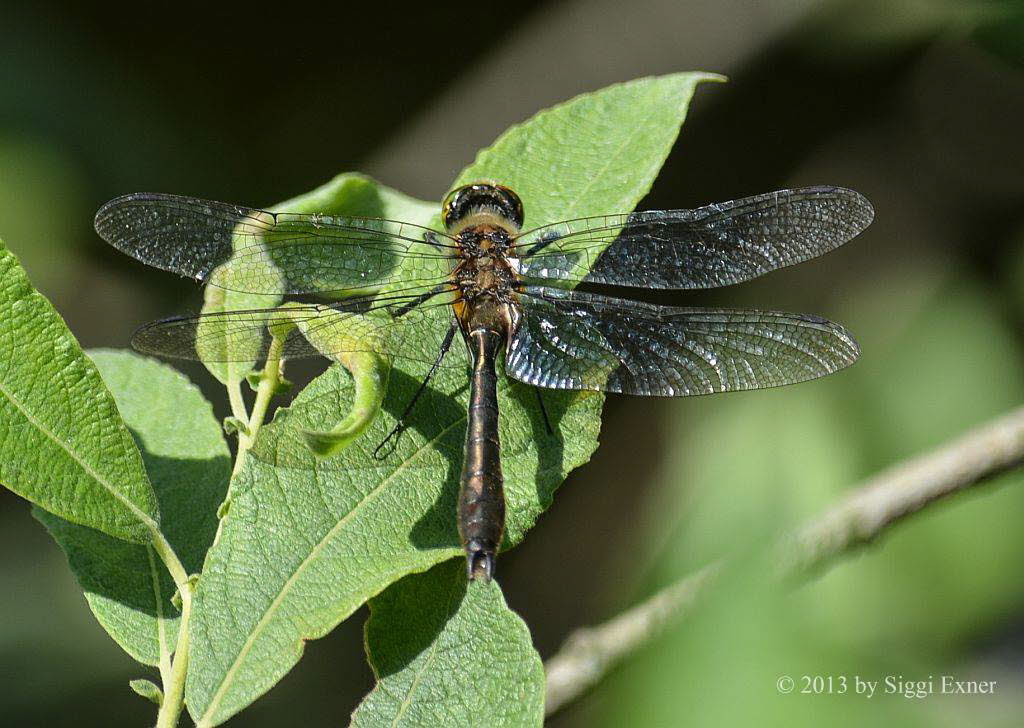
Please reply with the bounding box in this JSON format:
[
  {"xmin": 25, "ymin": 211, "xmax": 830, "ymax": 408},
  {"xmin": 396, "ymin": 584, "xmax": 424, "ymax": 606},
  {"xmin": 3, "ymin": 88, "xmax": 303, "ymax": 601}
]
[
  {"xmin": 0, "ymin": 372, "xmax": 157, "ymax": 535},
  {"xmin": 148, "ymin": 545, "xmax": 173, "ymax": 679},
  {"xmin": 388, "ymin": 575, "xmax": 461, "ymax": 727}
]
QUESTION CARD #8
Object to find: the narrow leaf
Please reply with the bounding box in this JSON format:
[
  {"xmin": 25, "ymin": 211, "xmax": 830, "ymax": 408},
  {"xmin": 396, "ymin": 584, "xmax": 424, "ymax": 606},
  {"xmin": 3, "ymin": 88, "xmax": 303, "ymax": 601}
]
[
  {"xmin": 285, "ymin": 306, "xmax": 391, "ymax": 457},
  {"xmin": 35, "ymin": 350, "xmax": 230, "ymax": 665},
  {"xmin": 351, "ymin": 561, "xmax": 544, "ymax": 727},
  {"xmin": 0, "ymin": 239, "xmax": 158, "ymax": 542}
]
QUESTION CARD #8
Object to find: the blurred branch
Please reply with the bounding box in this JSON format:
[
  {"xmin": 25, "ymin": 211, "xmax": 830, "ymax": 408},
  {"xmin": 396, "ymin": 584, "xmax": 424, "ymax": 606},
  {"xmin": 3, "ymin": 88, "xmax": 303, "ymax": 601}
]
[
  {"xmin": 544, "ymin": 561, "xmax": 721, "ymax": 716},
  {"xmin": 544, "ymin": 405, "xmax": 1024, "ymax": 716},
  {"xmin": 780, "ymin": 405, "xmax": 1024, "ymax": 575}
]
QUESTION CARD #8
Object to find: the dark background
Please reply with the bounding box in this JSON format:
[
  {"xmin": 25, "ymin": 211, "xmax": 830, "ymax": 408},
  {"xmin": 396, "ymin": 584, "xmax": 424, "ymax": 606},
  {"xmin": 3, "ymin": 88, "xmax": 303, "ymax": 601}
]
[{"xmin": 2, "ymin": 1, "xmax": 1023, "ymax": 725}]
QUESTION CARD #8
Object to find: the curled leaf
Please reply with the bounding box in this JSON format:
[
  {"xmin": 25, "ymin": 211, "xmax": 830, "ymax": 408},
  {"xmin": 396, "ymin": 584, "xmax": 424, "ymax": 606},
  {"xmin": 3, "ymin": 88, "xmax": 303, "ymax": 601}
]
[{"xmin": 275, "ymin": 303, "xmax": 391, "ymax": 457}]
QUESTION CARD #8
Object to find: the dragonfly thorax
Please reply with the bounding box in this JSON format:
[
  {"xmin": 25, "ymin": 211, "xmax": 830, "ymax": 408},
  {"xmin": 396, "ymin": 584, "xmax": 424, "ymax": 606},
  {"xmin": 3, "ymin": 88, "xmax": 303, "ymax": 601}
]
[
  {"xmin": 453, "ymin": 253, "xmax": 517, "ymax": 302},
  {"xmin": 452, "ymin": 222, "xmax": 520, "ymax": 340},
  {"xmin": 457, "ymin": 224, "xmax": 513, "ymax": 257}
]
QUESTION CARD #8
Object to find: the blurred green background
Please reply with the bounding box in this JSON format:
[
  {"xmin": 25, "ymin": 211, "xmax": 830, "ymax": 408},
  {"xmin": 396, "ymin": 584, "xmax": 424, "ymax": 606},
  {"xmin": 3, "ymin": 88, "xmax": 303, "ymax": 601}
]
[{"xmin": 2, "ymin": 1, "xmax": 1023, "ymax": 725}]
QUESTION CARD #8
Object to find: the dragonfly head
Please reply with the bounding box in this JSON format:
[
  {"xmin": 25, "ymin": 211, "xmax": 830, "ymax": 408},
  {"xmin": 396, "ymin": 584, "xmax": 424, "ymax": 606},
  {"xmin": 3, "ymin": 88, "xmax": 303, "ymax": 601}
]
[{"xmin": 442, "ymin": 182, "xmax": 524, "ymax": 233}]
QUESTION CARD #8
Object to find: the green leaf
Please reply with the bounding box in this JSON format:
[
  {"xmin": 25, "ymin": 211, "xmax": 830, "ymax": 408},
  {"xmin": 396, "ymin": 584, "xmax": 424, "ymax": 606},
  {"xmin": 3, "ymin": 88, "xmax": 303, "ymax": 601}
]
[
  {"xmin": 0, "ymin": 239, "xmax": 158, "ymax": 542},
  {"xmin": 34, "ymin": 350, "xmax": 230, "ymax": 665},
  {"xmin": 186, "ymin": 73, "xmax": 716, "ymax": 725},
  {"xmin": 453, "ymin": 72, "xmax": 724, "ymax": 229},
  {"xmin": 351, "ymin": 561, "xmax": 544, "ymax": 727},
  {"xmin": 130, "ymin": 678, "xmax": 165, "ymax": 705},
  {"xmin": 187, "ymin": 359, "xmax": 599, "ymax": 725},
  {"xmin": 273, "ymin": 172, "xmax": 438, "ymax": 223}
]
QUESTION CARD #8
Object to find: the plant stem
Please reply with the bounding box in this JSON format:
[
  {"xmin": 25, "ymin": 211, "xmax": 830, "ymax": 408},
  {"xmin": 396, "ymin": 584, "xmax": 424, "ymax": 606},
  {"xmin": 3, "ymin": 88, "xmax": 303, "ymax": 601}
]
[
  {"xmin": 248, "ymin": 352, "xmax": 281, "ymax": 445},
  {"xmin": 231, "ymin": 339, "xmax": 283, "ymax": 477},
  {"xmin": 145, "ymin": 332, "xmax": 288, "ymax": 727},
  {"xmin": 155, "ymin": 587, "xmax": 192, "ymax": 728},
  {"xmin": 150, "ymin": 530, "xmax": 194, "ymax": 728}
]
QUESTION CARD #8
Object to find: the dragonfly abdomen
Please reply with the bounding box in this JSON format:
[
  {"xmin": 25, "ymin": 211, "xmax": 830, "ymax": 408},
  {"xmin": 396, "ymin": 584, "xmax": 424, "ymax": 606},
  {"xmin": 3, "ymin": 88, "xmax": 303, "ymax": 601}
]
[{"xmin": 459, "ymin": 327, "xmax": 506, "ymax": 582}]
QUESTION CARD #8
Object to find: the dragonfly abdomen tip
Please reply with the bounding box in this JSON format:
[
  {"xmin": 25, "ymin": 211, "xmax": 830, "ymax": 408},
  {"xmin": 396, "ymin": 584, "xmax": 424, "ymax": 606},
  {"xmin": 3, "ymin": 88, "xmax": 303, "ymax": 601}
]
[{"xmin": 465, "ymin": 539, "xmax": 496, "ymax": 582}]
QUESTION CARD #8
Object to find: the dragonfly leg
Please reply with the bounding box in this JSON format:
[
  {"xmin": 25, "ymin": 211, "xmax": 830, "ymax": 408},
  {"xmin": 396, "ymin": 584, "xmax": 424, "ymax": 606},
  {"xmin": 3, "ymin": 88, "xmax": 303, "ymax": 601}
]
[
  {"xmin": 391, "ymin": 282, "xmax": 452, "ymax": 317},
  {"xmin": 423, "ymin": 230, "xmax": 443, "ymax": 250},
  {"xmin": 534, "ymin": 388, "xmax": 554, "ymax": 435},
  {"xmin": 522, "ymin": 229, "xmax": 563, "ymax": 258},
  {"xmin": 372, "ymin": 318, "xmax": 458, "ymax": 459}
]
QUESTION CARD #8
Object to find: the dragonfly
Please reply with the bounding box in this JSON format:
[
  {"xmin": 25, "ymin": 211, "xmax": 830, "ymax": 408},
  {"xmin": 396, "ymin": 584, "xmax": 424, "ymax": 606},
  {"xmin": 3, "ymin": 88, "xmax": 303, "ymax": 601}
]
[{"xmin": 95, "ymin": 182, "xmax": 873, "ymax": 581}]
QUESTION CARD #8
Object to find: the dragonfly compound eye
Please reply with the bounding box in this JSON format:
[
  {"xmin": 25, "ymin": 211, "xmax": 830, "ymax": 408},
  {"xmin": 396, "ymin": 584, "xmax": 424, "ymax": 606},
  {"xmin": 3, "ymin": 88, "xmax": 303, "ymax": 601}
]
[{"xmin": 442, "ymin": 182, "xmax": 524, "ymax": 231}]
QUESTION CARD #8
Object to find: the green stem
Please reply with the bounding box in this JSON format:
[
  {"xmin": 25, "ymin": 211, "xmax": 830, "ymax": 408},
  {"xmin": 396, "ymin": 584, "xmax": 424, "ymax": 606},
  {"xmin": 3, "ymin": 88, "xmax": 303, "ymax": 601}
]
[
  {"xmin": 224, "ymin": 334, "xmax": 287, "ymax": 479},
  {"xmin": 148, "ymin": 546, "xmax": 173, "ymax": 686},
  {"xmin": 155, "ymin": 586, "xmax": 192, "ymax": 728},
  {"xmin": 248, "ymin": 352, "xmax": 280, "ymax": 445},
  {"xmin": 231, "ymin": 339, "xmax": 282, "ymax": 476},
  {"xmin": 150, "ymin": 530, "xmax": 193, "ymax": 728}
]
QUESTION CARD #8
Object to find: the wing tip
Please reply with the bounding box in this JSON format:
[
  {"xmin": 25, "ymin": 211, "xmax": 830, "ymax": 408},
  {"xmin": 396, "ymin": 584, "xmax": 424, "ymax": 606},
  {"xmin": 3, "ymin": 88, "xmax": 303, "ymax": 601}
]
[
  {"xmin": 129, "ymin": 316, "xmax": 189, "ymax": 362},
  {"xmin": 822, "ymin": 317, "xmax": 861, "ymax": 371},
  {"xmin": 786, "ymin": 185, "xmax": 875, "ymax": 231},
  {"xmin": 836, "ymin": 187, "xmax": 875, "ymax": 233},
  {"xmin": 94, "ymin": 192, "xmax": 173, "ymax": 239}
]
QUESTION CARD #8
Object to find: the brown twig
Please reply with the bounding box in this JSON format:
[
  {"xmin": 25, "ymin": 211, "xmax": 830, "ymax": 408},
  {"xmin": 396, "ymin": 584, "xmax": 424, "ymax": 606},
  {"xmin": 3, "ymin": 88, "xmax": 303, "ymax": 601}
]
[{"xmin": 544, "ymin": 405, "xmax": 1024, "ymax": 716}]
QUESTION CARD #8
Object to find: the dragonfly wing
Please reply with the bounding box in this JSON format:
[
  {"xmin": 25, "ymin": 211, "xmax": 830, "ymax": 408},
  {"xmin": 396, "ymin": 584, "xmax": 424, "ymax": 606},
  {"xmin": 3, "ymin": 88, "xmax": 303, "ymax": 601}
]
[
  {"xmin": 514, "ymin": 187, "xmax": 873, "ymax": 289},
  {"xmin": 506, "ymin": 287, "xmax": 859, "ymax": 396},
  {"xmin": 131, "ymin": 289, "xmax": 464, "ymax": 370},
  {"xmin": 95, "ymin": 193, "xmax": 453, "ymax": 296}
]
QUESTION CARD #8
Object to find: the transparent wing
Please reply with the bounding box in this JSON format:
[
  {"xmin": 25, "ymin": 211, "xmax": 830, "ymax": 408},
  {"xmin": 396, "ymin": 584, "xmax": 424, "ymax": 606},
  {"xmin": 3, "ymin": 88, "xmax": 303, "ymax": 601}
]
[
  {"xmin": 131, "ymin": 287, "xmax": 465, "ymax": 370},
  {"xmin": 95, "ymin": 193, "xmax": 454, "ymax": 295},
  {"xmin": 513, "ymin": 187, "xmax": 873, "ymax": 289},
  {"xmin": 506, "ymin": 286, "xmax": 859, "ymax": 396}
]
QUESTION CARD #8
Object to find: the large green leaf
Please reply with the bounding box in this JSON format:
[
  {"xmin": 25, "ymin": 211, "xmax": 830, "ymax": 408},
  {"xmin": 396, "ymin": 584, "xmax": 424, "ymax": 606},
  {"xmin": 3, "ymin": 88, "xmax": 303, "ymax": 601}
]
[
  {"xmin": 350, "ymin": 561, "xmax": 544, "ymax": 727},
  {"xmin": 35, "ymin": 350, "xmax": 230, "ymax": 665},
  {"xmin": 186, "ymin": 73, "xmax": 717, "ymax": 725},
  {"xmin": 0, "ymin": 239, "xmax": 158, "ymax": 542}
]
